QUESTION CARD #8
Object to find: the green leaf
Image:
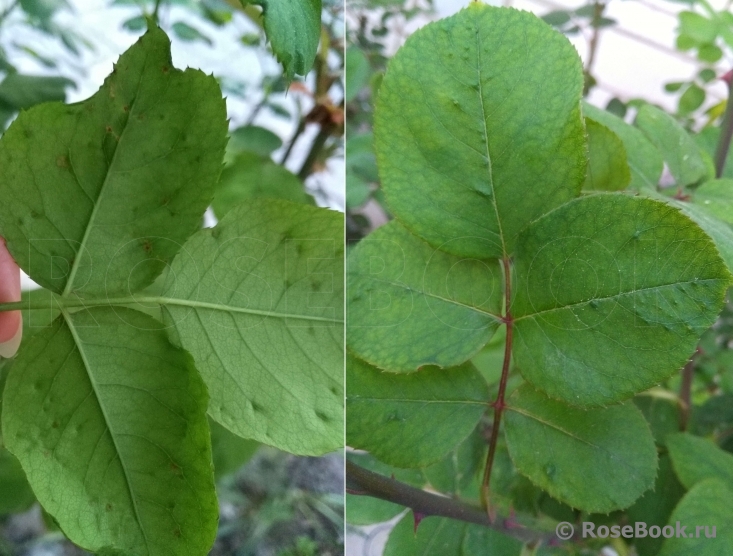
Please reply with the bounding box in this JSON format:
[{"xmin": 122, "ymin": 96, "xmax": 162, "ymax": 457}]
[
  {"xmin": 693, "ymin": 126, "xmax": 733, "ymax": 179},
  {"xmin": 0, "ymin": 73, "xmax": 74, "ymax": 110},
  {"xmin": 0, "ymin": 28, "xmax": 228, "ymax": 297},
  {"xmin": 541, "ymin": 10, "xmax": 571, "ymax": 27},
  {"xmin": 583, "ymin": 118, "xmax": 631, "ymax": 191},
  {"xmin": 172, "ymin": 22, "xmax": 213, "ymax": 45},
  {"xmin": 0, "ymin": 359, "xmax": 36, "ymax": 517},
  {"xmin": 421, "ymin": 425, "xmax": 485, "ymax": 496},
  {"xmin": 346, "ymin": 355, "xmax": 488, "ymax": 468},
  {"xmin": 1, "ymin": 307, "xmax": 217, "ymax": 555},
  {"xmin": 692, "ymin": 179, "xmax": 733, "ymax": 225},
  {"xmin": 664, "ymin": 195, "xmax": 733, "ymax": 272},
  {"xmin": 122, "ymin": 15, "xmax": 147, "ymax": 32},
  {"xmin": 462, "ymin": 522, "xmax": 524, "ymax": 556},
  {"xmin": 504, "ymin": 384, "xmax": 658, "ymax": 513},
  {"xmin": 698, "ymin": 68, "xmax": 716, "ymax": 83},
  {"xmin": 161, "ymin": 199, "xmax": 343, "ymax": 456},
  {"xmin": 677, "ymin": 33, "xmax": 697, "ymax": 50},
  {"xmin": 347, "ymin": 220, "xmax": 502, "ymax": 372},
  {"xmin": 665, "ymin": 81, "xmax": 686, "ymax": 92},
  {"xmin": 691, "ymin": 394, "xmax": 733, "ymax": 435},
  {"xmin": 385, "ymin": 512, "xmax": 521, "ymax": 556},
  {"xmin": 346, "ymin": 133, "xmax": 378, "ymax": 183},
  {"xmin": 634, "ymin": 395, "xmax": 680, "ymax": 446},
  {"xmin": 583, "ymin": 102, "xmax": 663, "ymax": 190},
  {"xmin": 627, "ymin": 454, "xmax": 686, "ymax": 556},
  {"xmin": 679, "ymin": 11, "xmax": 718, "ymax": 43},
  {"xmin": 659, "ymin": 479, "xmax": 733, "ymax": 556},
  {"xmin": 374, "ymin": 4, "xmax": 585, "ymax": 259},
  {"xmin": 227, "ymin": 124, "xmax": 282, "ymax": 157},
  {"xmin": 679, "ymin": 83, "xmax": 705, "ymax": 114},
  {"xmin": 666, "ymin": 433, "xmax": 733, "ymax": 489},
  {"xmin": 247, "ymin": 0, "xmax": 322, "ymax": 78},
  {"xmin": 209, "ymin": 418, "xmax": 259, "ymax": 478},
  {"xmin": 512, "ymin": 194, "xmax": 730, "ymax": 406},
  {"xmin": 697, "ymin": 43, "xmax": 723, "ymax": 62},
  {"xmin": 212, "ymin": 152, "xmax": 313, "ymax": 219},
  {"xmin": 346, "ymin": 173, "xmax": 371, "ymax": 209},
  {"xmin": 345, "ymin": 46, "xmax": 371, "ymax": 103},
  {"xmin": 20, "ymin": 287, "xmax": 61, "ymax": 336},
  {"xmin": 635, "ymin": 104, "xmax": 707, "ymax": 186},
  {"xmin": 19, "ymin": 0, "xmax": 65, "ymax": 21},
  {"xmin": 0, "ymin": 447, "xmax": 36, "ymax": 516}
]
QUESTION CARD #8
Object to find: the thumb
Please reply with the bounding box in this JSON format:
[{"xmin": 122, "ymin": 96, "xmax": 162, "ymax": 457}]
[{"xmin": 0, "ymin": 238, "xmax": 22, "ymax": 358}]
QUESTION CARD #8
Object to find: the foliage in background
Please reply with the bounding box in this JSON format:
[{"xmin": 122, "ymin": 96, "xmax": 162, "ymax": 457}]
[{"xmin": 345, "ymin": 3, "xmax": 733, "ymax": 556}]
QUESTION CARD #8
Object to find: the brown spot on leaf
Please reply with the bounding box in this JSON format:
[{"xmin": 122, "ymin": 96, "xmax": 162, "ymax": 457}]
[{"xmin": 56, "ymin": 155, "xmax": 69, "ymax": 168}]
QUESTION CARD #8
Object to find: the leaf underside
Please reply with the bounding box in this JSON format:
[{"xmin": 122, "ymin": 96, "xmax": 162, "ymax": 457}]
[
  {"xmin": 249, "ymin": 0, "xmax": 322, "ymax": 78},
  {"xmin": 162, "ymin": 199, "xmax": 344, "ymax": 456},
  {"xmin": 2, "ymin": 308, "xmax": 217, "ymax": 556},
  {"xmin": 0, "ymin": 27, "xmax": 227, "ymax": 297}
]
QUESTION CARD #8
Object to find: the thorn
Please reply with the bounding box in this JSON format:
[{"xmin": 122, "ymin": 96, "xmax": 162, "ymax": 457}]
[
  {"xmin": 413, "ymin": 511, "xmax": 426, "ymax": 533},
  {"xmin": 487, "ymin": 503, "xmax": 497, "ymax": 524}
]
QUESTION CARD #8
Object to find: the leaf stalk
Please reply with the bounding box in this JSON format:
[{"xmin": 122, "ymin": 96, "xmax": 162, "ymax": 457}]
[{"xmin": 481, "ymin": 256, "xmax": 513, "ymax": 516}]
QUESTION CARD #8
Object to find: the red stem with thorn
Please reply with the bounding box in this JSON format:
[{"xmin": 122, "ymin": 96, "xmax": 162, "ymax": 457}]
[{"xmin": 481, "ymin": 256, "xmax": 514, "ymax": 514}]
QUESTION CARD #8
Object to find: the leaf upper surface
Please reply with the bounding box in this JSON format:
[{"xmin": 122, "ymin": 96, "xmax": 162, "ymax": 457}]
[
  {"xmin": 512, "ymin": 193, "xmax": 730, "ymax": 406},
  {"xmin": 346, "ymin": 355, "xmax": 488, "ymax": 468},
  {"xmin": 582, "ymin": 102, "xmax": 663, "ymax": 191},
  {"xmin": 384, "ymin": 512, "xmax": 521, "ymax": 556},
  {"xmin": 692, "ymin": 179, "xmax": 733, "ymax": 225},
  {"xmin": 347, "ymin": 221, "xmax": 502, "ymax": 372},
  {"xmin": 659, "ymin": 479, "xmax": 733, "ymax": 556},
  {"xmin": 212, "ymin": 152, "xmax": 313, "ymax": 219},
  {"xmin": 504, "ymin": 385, "xmax": 658, "ymax": 513},
  {"xmin": 583, "ymin": 118, "xmax": 630, "ymax": 191},
  {"xmin": 374, "ymin": 4, "xmax": 586, "ymax": 258},
  {"xmin": 666, "ymin": 432, "xmax": 733, "ymax": 489},
  {"xmin": 161, "ymin": 199, "xmax": 344, "ymax": 456},
  {"xmin": 1, "ymin": 307, "xmax": 217, "ymax": 555},
  {"xmin": 0, "ymin": 28, "xmax": 228, "ymax": 297},
  {"xmin": 635, "ymin": 104, "xmax": 707, "ymax": 187}
]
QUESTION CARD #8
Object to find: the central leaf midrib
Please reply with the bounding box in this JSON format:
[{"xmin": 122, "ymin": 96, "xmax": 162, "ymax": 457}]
[
  {"xmin": 507, "ymin": 404, "xmax": 646, "ymax": 475},
  {"xmin": 62, "ymin": 309, "xmax": 150, "ymax": 553},
  {"xmin": 21, "ymin": 295, "xmax": 345, "ymax": 324},
  {"xmin": 350, "ymin": 396, "xmax": 487, "ymax": 405},
  {"xmin": 62, "ymin": 52, "xmax": 149, "ymax": 297},
  {"xmin": 475, "ymin": 25, "xmax": 506, "ymax": 257},
  {"xmin": 350, "ymin": 273, "xmax": 502, "ymax": 321},
  {"xmin": 513, "ymin": 277, "xmax": 724, "ymax": 322}
]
